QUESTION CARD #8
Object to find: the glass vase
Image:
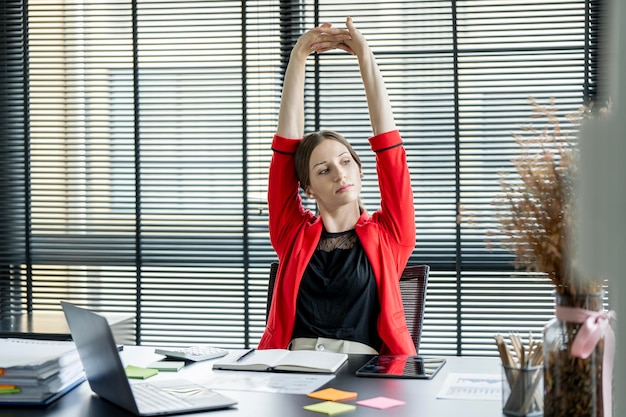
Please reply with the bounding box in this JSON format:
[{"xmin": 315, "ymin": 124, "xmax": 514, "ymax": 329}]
[{"xmin": 543, "ymin": 291, "xmax": 606, "ymax": 417}]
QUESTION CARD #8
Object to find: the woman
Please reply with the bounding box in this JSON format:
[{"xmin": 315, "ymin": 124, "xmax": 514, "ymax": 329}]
[{"xmin": 259, "ymin": 17, "xmax": 416, "ymax": 355}]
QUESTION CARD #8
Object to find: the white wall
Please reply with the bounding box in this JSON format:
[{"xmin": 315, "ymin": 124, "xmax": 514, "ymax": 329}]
[{"xmin": 576, "ymin": 0, "xmax": 626, "ymax": 413}]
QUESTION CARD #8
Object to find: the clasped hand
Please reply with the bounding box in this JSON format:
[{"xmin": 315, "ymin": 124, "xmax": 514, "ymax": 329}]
[{"xmin": 294, "ymin": 16, "xmax": 369, "ymax": 58}]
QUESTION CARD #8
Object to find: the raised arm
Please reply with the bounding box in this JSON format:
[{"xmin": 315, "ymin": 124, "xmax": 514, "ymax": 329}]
[
  {"xmin": 344, "ymin": 17, "xmax": 396, "ymax": 136},
  {"xmin": 275, "ymin": 39, "xmax": 307, "ymax": 138},
  {"xmin": 276, "ymin": 23, "xmax": 351, "ymax": 138},
  {"xmin": 269, "ymin": 24, "xmax": 352, "ymax": 253}
]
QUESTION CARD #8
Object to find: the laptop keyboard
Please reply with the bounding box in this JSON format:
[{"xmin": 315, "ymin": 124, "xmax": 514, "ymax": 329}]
[{"xmin": 132, "ymin": 383, "xmax": 194, "ymax": 413}]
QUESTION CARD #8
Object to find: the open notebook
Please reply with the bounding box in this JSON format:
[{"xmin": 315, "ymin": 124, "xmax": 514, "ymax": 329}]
[{"xmin": 212, "ymin": 349, "xmax": 348, "ymax": 373}]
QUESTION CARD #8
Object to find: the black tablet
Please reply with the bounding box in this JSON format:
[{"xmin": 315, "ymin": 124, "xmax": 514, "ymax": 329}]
[{"xmin": 355, "ymin": 355, "xmax": 446, "ymax": 379}]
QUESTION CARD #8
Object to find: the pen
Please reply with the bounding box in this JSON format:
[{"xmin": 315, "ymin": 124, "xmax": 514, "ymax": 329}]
[{"xmin": 236, "ymin": 348, "xmax": 255, "ymax": 362}]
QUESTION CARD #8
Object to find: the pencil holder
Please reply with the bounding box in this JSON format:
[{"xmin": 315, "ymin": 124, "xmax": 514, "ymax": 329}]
[{"xmin": 502, "ymin": 364, "xmax": 543, "ymax": 417}]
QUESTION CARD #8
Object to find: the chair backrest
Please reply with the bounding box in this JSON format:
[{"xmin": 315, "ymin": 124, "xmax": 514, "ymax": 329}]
[
  {"xmin": 265, "ymin": 262, "xmax": 429, "ymax": 352},
  {"xmin": 398, "ymin": 264, "xmax": 430, "ymax": 353},
  {"xmin": 266, "ymin": 262, "xmax": 279, "ymax": 320}
]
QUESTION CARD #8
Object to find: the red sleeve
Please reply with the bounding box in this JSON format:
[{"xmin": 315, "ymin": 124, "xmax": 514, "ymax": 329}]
[
  {"xmin": 369, "ymin": 130, "xmax": 416, "ymax": 251},
  {"xmin": 267, "ymin": 135, "xmax": 315, "ymax": 257}
]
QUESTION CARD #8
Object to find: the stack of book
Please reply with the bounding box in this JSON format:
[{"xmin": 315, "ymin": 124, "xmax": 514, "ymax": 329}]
[{"xmin": 0, "ymin": 338, "xmax": 85, "ymax": 405}]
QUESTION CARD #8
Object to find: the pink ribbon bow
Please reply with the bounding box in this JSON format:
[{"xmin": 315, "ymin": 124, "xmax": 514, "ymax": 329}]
[{"xmin": 555, "ymin": 305, "xmax": 616, "ymax": 417}]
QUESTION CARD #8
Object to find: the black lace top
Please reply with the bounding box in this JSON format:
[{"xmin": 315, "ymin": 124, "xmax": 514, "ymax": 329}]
[{"xmin": 291, "ymin": 229, "xmax": 382, "ymax": 350}]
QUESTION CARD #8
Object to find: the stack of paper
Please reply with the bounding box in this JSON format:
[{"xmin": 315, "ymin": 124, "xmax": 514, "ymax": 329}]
[{"xmin": 0, "ymin": 338, "xmax": 85, "ymax": 405}]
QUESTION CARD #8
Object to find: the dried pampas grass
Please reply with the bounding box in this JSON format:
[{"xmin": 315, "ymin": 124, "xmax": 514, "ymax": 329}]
[{"xmin": 488, "ymin": 97, "xmax": 607, "ymax": 295}]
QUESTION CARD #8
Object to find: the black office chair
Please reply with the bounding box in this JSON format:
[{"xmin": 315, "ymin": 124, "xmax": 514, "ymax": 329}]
[
  {"xmin": 265, "ymin": 262, "xmax": 429, "ymax": 353},
  {"xmin": 398, "ymin": 264, "xmax": 430, "ymax": 353},
  {"xmin": 266, "ymin": 261, "xmax": 279, "ymax": 320}
]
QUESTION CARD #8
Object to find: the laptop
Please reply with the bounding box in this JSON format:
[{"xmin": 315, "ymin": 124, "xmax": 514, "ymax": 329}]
[{"xmin": 60, "ymin": 301, "xmax": 237, "ymax": 416}]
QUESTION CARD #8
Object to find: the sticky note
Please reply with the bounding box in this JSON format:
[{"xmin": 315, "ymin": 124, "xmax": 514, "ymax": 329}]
[
  {"xmin": 303, "ymin": 401, "xmax": 356, "ymax": 415},
  {"xmin": 0, "ymin": 385, "xmax": 20, "ymax": 395},
  {"xmin": 307, "ymin": 387, "xmax": 357, "ymax": 402},
  {"xmin": 356, "ymin": 396, "xmax": 406, "ymax": 409},
  {"xmin": 125, "ymin": 365, "xmax": 158, "ymax": 379}
]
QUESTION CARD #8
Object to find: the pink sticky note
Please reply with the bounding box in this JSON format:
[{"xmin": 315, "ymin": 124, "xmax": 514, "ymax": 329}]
[{"xmin": 356, "ymin": 396, "xmax": 406, "ymax": 409}]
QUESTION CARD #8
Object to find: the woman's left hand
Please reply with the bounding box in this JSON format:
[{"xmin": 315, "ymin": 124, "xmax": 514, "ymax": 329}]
[{"xmin": 343, "ymin": 17, "xmax": 370, "ymax": 58}]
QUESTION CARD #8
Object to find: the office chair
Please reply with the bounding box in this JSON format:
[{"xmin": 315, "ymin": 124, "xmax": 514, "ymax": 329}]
[
  {"xmin": 266, "ymin": 261, "xmax": 279, "ymax": 320},
  {"xmin": 265, "ymin": 262, "xmax": 429, "ymax": 353},
  {"xmin": 398, "ymin": 264, "xmax": 430, "ymax": 353}
]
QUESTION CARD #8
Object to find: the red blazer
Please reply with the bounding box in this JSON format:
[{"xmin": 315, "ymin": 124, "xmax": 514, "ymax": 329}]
[{"xmin": 259, "ymin": 130, "xmax": 416, "ymax": 355}]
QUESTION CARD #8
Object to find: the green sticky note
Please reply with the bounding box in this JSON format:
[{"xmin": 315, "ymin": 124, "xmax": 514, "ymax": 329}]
[
  {"xmin": 303, "ymin": 401, "xmax": 356, "ymax": 415},
  {"xmin": 0, "ymin": 387, "xmax": 21, "ymax": 394},
  {"xmin": 125, "ymin": 365, "xmax": 158, "ymax": 379}
]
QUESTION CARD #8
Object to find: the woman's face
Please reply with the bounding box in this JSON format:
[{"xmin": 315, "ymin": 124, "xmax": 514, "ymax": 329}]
[{"xmin": 306, "ymin": 139, "xmax": 362, "ymax": 213}]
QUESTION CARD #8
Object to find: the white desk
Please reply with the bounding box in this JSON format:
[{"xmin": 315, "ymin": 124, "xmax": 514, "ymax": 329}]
[{"xmin": 1, "ymin": 346, "xmax": 505, "ymax": 417}]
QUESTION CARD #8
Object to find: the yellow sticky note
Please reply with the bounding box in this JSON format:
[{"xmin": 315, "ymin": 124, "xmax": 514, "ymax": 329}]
[
  {"xmin": 125, "ymin": 365, "xmax": 158, "ymax": 379},
  {"xmin": 307, "ymin": 388, "xmax": 357, "ymax": 402},
  {"xmin": 303, "ymin": 401, "xmax": 356, "ymax": 415}
]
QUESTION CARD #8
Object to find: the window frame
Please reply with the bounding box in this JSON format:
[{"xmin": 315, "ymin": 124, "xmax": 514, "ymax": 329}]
[{"xmin": 0, "ymin": 0, "xmax": 604, "ymax": 355}]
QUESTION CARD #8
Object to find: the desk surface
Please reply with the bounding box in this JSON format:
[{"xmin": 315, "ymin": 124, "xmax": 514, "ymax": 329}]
[{"xmin": 0, "ymin": 347, "xmax": 503, "ymax": 417}]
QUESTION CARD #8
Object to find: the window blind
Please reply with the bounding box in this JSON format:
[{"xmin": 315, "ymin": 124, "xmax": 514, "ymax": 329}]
[
  {"xmin": 0, "ymin": 0, "xmax": 602, "ymax": 355},
  {"xmin": 4, "ymin": 0, "xmax": 284, "ymax": 348},
  {"xmin": 298, "ymin": 0, "xmax": 599, "ymax": 355}
]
